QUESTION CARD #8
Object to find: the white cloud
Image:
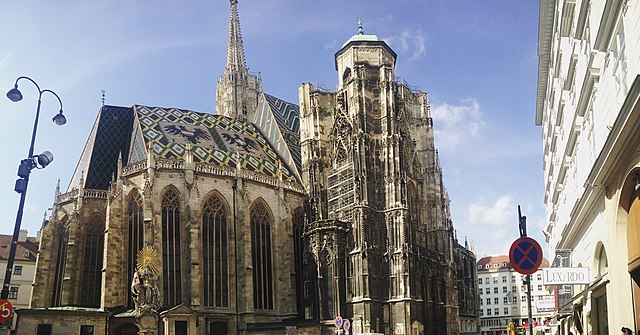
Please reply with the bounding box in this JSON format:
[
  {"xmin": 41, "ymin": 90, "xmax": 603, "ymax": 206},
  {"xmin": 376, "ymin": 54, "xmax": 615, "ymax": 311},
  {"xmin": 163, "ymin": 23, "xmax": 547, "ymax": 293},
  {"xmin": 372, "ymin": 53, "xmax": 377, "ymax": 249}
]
[
  {"xmin": 431, "ymin": 98, "xmax": 484, "ymax": 150},
  {"xmin": 468, "ymin": 195, "xmax": 514, "ymax": 226},
  {"xmin": 324, "ymin": 39, "xmax": 338, "ymax": 50},
  {"xmin": 383, "ymin": 28, "xmax": 426, "ymax": 61}
]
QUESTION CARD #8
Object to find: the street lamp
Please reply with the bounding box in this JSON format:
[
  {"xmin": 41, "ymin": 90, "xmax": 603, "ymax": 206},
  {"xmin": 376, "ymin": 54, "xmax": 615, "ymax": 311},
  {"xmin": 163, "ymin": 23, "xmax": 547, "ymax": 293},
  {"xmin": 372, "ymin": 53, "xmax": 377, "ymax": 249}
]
[{"xmin": 1, "ymin": 76, "xmax": 66, "ymax": 300}]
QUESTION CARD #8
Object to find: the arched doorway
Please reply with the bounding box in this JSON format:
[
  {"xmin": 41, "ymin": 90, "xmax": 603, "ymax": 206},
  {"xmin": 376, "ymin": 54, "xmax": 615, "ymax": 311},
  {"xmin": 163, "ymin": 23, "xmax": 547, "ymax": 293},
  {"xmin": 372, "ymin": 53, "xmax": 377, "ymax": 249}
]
[{"xmin": 628, "ymin": 184, "xmax": 640, "ymax": 329}]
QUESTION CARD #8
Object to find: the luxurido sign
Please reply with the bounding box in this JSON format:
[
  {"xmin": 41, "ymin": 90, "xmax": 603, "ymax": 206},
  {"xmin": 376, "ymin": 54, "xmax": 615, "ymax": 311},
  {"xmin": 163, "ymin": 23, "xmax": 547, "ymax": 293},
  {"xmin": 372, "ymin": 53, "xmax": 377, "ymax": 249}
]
[{"xmin": 542, "ymin": 267, "xmax": 591, "ymax": 285}]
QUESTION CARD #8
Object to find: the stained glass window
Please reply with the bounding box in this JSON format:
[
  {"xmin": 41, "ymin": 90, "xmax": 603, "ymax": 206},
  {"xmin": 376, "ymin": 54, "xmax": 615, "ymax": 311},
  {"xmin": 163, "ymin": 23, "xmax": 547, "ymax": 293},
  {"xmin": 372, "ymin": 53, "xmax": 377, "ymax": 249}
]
[
  {"xmin": 202, "ymin": 194, "xmax": 228, "ymax": 307},
  {"xmin": 251, "ymin": 201, "xmax": 273, "ymax": 309},
  {"xmin": 162, "ymin": 188, "xmax": 182, "ymax": 307},
  {"xmin": 127, "ymin": 191, "xmax": 144, "ymax": 307}
]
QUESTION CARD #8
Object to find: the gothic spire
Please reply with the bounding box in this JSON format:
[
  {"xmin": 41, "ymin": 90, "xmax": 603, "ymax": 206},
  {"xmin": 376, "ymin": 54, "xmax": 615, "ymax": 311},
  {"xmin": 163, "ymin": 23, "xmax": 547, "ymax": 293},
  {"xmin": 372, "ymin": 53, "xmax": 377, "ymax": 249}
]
[{"xmin": 226, "ymin": 0, "xmax": 247, "ymax": 71}]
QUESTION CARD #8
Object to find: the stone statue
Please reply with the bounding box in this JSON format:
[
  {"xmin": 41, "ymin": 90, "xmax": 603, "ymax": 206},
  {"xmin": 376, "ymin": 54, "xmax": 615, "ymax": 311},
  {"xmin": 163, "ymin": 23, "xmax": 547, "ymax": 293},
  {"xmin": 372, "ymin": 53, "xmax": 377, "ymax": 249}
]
[
  {"xmin": 131, "ymin": 270, "xmax": 161, "ymax": 312},
  {"xmin": 131, "ymin": 246, "xmax": 162, "ymax": 335}
]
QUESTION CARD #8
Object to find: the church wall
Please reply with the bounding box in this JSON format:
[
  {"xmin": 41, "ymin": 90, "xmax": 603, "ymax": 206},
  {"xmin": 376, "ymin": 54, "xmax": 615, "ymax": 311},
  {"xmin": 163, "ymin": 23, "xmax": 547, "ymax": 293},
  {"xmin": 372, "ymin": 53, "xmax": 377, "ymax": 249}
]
[
  {"xmin": 102, "ymin": 160, "xmax": 304, "ymax": 327},
  {"xmin": 16, "ymin": 310, "xmax": 108, "ymax": 335}
]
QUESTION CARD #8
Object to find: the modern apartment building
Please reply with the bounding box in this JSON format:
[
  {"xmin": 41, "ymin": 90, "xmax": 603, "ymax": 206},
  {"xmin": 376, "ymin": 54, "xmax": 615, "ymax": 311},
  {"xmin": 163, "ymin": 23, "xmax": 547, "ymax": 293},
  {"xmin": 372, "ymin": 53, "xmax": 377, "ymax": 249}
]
[{"xmin": 477, "ymin": 256, "xmax": 551, "ymax": 335}]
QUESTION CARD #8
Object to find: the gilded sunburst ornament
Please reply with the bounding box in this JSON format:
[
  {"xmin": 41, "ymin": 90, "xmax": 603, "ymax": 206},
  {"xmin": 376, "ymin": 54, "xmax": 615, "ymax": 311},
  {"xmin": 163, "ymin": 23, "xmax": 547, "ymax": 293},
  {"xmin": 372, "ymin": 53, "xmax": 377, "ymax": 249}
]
[{"xmin": 136, "ymin": 246, "xmax": 161, "ymax": 275}]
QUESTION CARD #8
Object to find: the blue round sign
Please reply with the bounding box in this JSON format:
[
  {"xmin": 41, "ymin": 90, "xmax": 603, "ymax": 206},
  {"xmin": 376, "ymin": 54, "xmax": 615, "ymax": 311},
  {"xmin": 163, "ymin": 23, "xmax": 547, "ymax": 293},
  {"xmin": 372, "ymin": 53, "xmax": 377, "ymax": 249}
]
[
  {"xmin": 509, "ymin": 237, "xmax": 543, "ymax": 275},
  {"xmin": 335, "ymin": 316, "xmax": 343, "ymax": 329},
  {"xmin": 343, "ymin": 319, "xmax": 351, "ymax": 331}
]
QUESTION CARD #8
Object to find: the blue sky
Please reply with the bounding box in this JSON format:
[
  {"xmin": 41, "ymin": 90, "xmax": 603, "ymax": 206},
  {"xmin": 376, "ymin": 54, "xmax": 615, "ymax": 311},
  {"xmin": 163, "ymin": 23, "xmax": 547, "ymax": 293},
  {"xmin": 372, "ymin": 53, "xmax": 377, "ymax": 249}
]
[{"xmin": 0, "ymin": 1, "xmax": 543, "ymax": 258}]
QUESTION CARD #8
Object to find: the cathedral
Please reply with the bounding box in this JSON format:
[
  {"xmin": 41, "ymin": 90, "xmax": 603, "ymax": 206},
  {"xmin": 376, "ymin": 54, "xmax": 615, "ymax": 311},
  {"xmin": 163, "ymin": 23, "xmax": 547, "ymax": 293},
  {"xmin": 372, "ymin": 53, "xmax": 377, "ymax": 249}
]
[{"xmin": 16, "ymin": 1, "xmax": 478, "ymax": 334}]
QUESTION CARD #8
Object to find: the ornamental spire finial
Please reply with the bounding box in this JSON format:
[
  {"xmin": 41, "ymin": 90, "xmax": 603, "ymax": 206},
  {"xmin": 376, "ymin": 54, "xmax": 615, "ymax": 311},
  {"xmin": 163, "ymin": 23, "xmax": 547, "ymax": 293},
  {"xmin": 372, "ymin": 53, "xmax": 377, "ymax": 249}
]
[
  {"xmin": 226, "ymin": 0, "xmax": 247, "ymax": 71},
  {"xmin": 358, "ymin": 17, "xmax": 364, "ymax": 35}
]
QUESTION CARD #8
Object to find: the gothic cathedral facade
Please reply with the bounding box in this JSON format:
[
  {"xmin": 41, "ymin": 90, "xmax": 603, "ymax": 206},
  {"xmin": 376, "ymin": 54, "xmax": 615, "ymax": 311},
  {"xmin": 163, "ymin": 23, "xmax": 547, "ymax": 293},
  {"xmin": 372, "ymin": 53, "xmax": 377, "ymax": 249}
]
[{"xmin": 18, "ymin": 1, "xmax": 478, "ymax": 335}]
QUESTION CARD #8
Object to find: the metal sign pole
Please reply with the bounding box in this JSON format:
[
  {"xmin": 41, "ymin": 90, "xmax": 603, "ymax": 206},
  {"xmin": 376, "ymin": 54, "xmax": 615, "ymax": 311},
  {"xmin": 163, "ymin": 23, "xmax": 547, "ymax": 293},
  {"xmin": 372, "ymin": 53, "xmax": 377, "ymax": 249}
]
[
  {"xmin": 519, "ymin": 206, "xmax": 533, "ymax": 335},
  {"xmin": 527, "ymin": 275, "xmax": 533, "ymax": 335}
]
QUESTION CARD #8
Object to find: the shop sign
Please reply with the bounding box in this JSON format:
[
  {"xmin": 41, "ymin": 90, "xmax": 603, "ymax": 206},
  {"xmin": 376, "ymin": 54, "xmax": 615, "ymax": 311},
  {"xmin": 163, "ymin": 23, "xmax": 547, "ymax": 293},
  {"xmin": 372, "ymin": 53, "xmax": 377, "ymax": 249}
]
[
  {"xmin": 536, "ymin": 297, "xmax": 555, "ymax": 312},
  {"xmin": 542, "ymin": 267, "xmax": 590, "ymax": 285}
]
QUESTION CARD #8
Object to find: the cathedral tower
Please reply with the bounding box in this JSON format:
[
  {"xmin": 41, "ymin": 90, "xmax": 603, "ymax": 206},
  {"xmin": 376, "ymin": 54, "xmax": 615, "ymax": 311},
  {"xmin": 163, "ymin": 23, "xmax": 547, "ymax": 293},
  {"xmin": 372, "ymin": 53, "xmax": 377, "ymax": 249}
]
[
  {"xmin": 216, "ymin": 0, "xmax": 262, "ymax": 121},
  {"xmin": 299, "ymin": 21, "xmax": 461, "ymax": 335}
]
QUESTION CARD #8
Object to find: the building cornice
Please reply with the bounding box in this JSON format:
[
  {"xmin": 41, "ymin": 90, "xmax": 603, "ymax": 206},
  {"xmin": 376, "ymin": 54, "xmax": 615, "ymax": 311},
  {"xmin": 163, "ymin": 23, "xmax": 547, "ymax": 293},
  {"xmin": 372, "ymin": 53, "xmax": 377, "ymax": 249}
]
[{"xmin": 536, "ymin": 0, "xmax": 556, "ymax": 126}]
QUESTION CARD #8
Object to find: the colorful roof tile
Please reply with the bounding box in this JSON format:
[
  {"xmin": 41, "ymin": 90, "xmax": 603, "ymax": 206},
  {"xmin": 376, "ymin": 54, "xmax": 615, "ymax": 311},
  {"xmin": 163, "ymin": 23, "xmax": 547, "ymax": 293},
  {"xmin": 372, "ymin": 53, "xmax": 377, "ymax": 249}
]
[{"xmin": 133, "ymin": 105, "xmax": 291, "ymax": 178}]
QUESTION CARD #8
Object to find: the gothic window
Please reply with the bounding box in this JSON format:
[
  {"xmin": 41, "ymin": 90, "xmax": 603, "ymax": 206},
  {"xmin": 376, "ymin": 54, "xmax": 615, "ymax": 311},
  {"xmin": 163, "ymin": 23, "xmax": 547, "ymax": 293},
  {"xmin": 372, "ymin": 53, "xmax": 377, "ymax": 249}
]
[
  {"xmin": 51, "ymin": 222, "xmax": 69, "ymax": 306},
  {"xmin": 407, "ymin": 182, "xmax": 419, "ymax": 246},
  {"xmin": 127, "ymin": 191, "xmax": 144, "ymax": 307},
  {"xmin": 202, "ymin": 194, "xmax": 228, "ymax": 307},
  {"xmin": 293, "ymin": 207, "xmax": 305, "ymax": 317},
  {"xmin": 162, "ymin": 188, "xmax": 182, "ymax": 307},
  {"xmin": 343, "ymin": 68, "xmax": 352, "ymax": 84},
  {"xmin": 242, "ymin": 101, "xmax": 248, "ymax": 119},
  {"xmin": 251, "ymin": 201, "xmax": 273, "ymax": 310},
  {"xmin": 80, "ymin": 216, "xmax": 104, "ymax": 307},
  {"xmin": 335, "ymin": 143, "xmax": 348, "ymax": 167}
]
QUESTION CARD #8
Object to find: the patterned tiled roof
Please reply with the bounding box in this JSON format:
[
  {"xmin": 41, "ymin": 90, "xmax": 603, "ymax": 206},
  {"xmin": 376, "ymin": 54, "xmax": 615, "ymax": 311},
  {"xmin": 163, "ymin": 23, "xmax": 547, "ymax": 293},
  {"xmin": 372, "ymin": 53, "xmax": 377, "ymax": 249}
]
[
  {"xmin": 67, "ymin": 106, "xmax": 134, "ymax": 191},
  {"xmin": 133, "ymin": 105, "xmax": 291, "ymax": 178},
  {"xmin": 254, "ymin": 93, "xmax": 301, "ymax": 178}
]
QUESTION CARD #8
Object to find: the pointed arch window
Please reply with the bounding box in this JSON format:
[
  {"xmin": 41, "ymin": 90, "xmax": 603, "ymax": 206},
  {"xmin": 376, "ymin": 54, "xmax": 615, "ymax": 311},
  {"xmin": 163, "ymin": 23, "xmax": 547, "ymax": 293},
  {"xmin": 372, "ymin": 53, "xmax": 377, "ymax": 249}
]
[
  {"xmin": 52, "ymin": 223, "xmax": 69, "ymax": 306},
  {"xmin": 202, "ymin": 195, "xmax": 228, "ymax": 307},
  {"xmin": 80, "ymin": 217, "xmax": 104, "ymax": 307},
  {"xmin": 162, "ymin": 188, "xmax": 182, "ymax": 307},
  {"xmin": 251, "ymin": 201, "xmax": 273, "ymax": 310},
  {"xmin": 127, "ymin": 192, "xmax": 144, "ymax": 307},
  {"xmin": 596, "ymin": 246, "xmax": 608, "ymax": 277}
]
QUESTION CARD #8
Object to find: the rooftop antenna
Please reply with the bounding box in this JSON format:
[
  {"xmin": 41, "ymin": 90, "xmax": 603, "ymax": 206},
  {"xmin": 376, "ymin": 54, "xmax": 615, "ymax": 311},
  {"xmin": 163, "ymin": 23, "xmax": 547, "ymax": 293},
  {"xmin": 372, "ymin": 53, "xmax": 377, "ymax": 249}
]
[
  {"xmin": 101, "ymin": 90, "xmax": 106, "ymax": 107},
  {"xmin": 358, "ymin": 17, "xmax": 364, "ymax": 35}
]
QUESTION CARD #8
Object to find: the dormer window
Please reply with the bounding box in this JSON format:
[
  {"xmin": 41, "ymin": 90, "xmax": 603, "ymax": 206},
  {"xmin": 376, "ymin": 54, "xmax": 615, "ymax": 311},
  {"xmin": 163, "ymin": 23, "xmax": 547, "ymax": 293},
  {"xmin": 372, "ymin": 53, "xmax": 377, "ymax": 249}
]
[
  {"xmin": 494, "ymin": 264, "xmax": 498, "ymax": 268},
  {"xmin": 503, "ymin": 262, "xmax": 507, "ymax": 267},
  {"xmin": 478, "ymin": 265, "xmax": 482, "ymax": 269},
  {"xmin": 23, "ymin": 250, "xmax": 29, "ymax": 257},
  {"xmin": 485, "ymin": 265, "xmax": 489, "ymax": 269}
]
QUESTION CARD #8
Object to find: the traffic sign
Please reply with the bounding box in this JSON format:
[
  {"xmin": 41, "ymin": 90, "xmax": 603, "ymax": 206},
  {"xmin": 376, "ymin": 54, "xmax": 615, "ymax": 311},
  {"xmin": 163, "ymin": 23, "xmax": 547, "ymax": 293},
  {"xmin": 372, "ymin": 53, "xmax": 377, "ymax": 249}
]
[
  {"xmin": 343, "ymin": 319, "xmax": 351, "ymax": 331},
  {"xmin": 335, "ymin": 316, "xmax": 343, "ymax": 329},
  {"xmin": 0, "ymin": 300, "xmax": 12, "ymax": 323},
  {"xmin": 509, "ymin": 237, "xmax": 543, "ymax": 275}
]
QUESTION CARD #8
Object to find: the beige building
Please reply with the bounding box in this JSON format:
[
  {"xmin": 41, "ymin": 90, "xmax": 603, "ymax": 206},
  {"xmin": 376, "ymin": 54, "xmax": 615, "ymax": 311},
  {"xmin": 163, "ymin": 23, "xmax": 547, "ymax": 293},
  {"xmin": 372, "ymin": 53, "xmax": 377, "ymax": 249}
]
[
  {"xmin": 0, "ymin": 231, "xmax": 38, "ymax": 310},
  {"xmin": 16, "ymin": 1, "xmax": 477, "ymax": 334},
  {"xmin": 537, "ymin": 0, "xmax": 640, "ymax": 333}
]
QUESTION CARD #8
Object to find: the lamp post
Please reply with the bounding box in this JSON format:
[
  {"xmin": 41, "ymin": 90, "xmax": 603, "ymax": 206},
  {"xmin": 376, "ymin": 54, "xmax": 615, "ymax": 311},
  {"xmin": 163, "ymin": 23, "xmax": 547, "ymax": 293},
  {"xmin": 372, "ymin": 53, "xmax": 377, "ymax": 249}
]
[{"xmin": 1, "ymin": 76, "xmax": 66, "ymax": 300}]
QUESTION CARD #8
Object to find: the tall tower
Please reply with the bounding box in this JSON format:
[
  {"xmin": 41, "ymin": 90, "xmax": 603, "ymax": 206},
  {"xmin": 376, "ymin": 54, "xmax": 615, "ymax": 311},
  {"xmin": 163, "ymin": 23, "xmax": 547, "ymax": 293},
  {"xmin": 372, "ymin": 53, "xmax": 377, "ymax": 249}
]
[
  {"xmin": 300, "ymin": 21, "xmax": 459, "ymax": 335},
  {"xmin": 216, "ymin": 0, "xmax": 262, "ymax": 121}
]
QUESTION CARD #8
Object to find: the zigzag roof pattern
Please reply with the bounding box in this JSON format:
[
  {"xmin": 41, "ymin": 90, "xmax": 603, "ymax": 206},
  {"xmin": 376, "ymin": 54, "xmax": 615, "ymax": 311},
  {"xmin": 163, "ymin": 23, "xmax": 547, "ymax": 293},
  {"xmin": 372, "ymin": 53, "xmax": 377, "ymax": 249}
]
[
  {"xmin": 253, "ymin": 93, "xmax": 301, "ymax": 177},
  {"xmin": 133, "ymin": 105, "xmax": 291, "ymax": 178},
  {"xmin": 67, "ymin": 105, "xmax": 294, "ymax": 192}
]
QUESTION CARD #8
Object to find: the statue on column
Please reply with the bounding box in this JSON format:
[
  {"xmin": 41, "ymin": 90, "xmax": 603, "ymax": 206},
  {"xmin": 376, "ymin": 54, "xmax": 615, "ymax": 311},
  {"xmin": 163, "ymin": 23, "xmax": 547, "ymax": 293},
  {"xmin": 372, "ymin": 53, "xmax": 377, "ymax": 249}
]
[{"xmin": 131, "ymin": 246, "xmax": 162, "ymax": 335}]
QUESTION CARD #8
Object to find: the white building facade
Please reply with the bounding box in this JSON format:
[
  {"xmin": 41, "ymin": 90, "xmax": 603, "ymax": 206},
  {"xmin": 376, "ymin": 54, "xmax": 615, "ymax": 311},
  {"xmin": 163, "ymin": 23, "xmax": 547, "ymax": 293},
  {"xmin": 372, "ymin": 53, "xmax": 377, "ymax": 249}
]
[
  {"xmin": 477, "ymin": 256, "xmax": 552, "ymax": 335},
  {"xmin": 537, "ymin": 0, "xmax": 640, "ymax": 333}
]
